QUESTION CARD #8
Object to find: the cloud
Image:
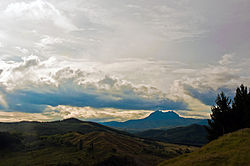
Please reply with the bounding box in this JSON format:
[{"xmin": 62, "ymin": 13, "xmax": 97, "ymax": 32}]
[
  {"xmin": 183, "ymin": 85, "xmax": 217, "ymax": 106},
  {"xmin": 0, "ymin": 56, "xmax": 187, "ymax": 114},
  {"xmin": 165, "ymin": 55, "xmax": 250, "ymax": 118},
  {"xmin": 44, "ymin": 105, "xmax": 153, "ymax": 122},
  {"xmin": 4, "ymin": 0, "xmax": 77, "ymax": 31},
  {"xmin": 0, "ymin": 105, "xmax": 153, "ymax": 122},
  {"xmin": 0, "ymin": 54, "xmax": 249, "ymax": 120},
  {"xmin": 219, "ymin": 54, "xmax": 234, "ymax": 65},
  {"xmin": 0, "ymin": 0, "xmax": 250, "ymax": 121},
  {"xmin": 184, "ymin": 85, "xmax": 236, "ymax": 106},
  {"xmin": 0, "ymin": 0, "xmax": 206, "ymax": 61},
  {"xmin": 0, "ymin": 53, "xmax": 249, "ymax": 120},
  {"xmin": 0, "ymin": 93, "xmax": 8, "ymax": 108},
  {"xmin": 4, "ymin": 0, "xmax": 58, "ymax": 19},
  {"xmin": 2, "ymin": 77, "xmax": 187, "ymax": 113},
  {"xmin": 35, "ymin": 35, "xmax": 63, "ymax": 48},
  {"xmin": 0, "ymin": 110, "xmax": 50, "ymax": 122},
  {"xmin": 176, "ymin": 110, "xmax": 210, "ymax": 119}
]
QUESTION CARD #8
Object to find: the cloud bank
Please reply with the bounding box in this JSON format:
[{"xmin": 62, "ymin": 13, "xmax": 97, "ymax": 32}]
[{"xmin": 0, "ymin": 0, "xmax": 250, "ymax": 121}]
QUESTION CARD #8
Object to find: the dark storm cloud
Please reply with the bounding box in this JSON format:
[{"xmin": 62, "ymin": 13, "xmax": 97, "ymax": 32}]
[
  {"xmin": 4, "ymin": 87, "xmax": 187, "ymax": 113},
  {"xmin": 184, "ymin": 84, "xmax": 236, "ymax": 106}
]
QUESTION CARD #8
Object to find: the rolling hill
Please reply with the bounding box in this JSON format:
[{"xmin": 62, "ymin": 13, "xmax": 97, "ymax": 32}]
[
  {"xmin": 0, "ymin": 118, "xmax": 197, "ymax": 166},
  {"xmin": 136, "ymin": 124, "xmax": 208, "ymax": 146},
  {"xmin": 158, "ymin": 128, "xmax": 250, "ymax": 166},
  {"xmin": 102, "ymin": 111, "xmax": 207, "ymax": 132},
  {"xmin": 0, "ymin": 118, "xmax": 126, "ymax": 136}
]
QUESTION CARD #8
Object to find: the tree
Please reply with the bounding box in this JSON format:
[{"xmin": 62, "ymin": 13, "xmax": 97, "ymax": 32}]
[
  {"xmin": 206, "ymin": 84, "xmax": 250, "ymax": 141},
  {"xmin": 78, "ymin": 139, "xmax": 83, "ymax": 150},
  {"xmin": 232, "ymin": 84, "xmax": 250, "ymax": 128},
  {"xmin": 206, "ymin": 92, "xmax": 232, "ymax": 141}
]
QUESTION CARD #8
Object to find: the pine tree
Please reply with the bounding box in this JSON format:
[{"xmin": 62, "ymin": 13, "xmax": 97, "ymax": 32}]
[
  {"xmin": 206, "ymin": 84, "xmax": 250, "ymax": 141},
  {"xmin": 206, "ymin": 92, "xmax": 232, "ymax": 141},
  {"xmin": 232, "ymin": 84, "xmax": 250, "ymax": 128}
]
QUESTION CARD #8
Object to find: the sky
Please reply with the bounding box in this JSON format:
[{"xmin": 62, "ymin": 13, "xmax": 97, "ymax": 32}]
[{"xmin": 0, "ymin": 0, "xmax": 250, "ymax": 122}]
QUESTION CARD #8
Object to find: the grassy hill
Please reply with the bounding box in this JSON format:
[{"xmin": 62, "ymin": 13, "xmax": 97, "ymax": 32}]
[
  {"xmin": 0, "ymin": 118, "xmax": 127, "ymax": 136},
  {"xmin": 158, "ymin": 128, "xmax": 250, "ymax": 166},
  {"xmin": 0, "ymin": 118, "xmax": 197, "ymax": 166},
  {"xmin": 136, "ymin": 124, "xmax": 208, "ymax": 146}
]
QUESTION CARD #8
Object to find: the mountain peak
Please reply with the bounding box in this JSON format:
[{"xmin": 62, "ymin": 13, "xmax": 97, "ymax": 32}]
[
  {"xmin": 146, "ymin": 110, "xmax": 181, "ymax": 120},
  {"xmin": 62, "ymin": 118, "xmax": 82, "ymax": 123}
]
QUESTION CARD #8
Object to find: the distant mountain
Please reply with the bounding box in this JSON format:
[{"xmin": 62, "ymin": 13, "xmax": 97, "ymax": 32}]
[
  {"xmin": 159, "ymin": 128, "xmax": 250, "ymax": 166},
  {"xmin": 0, "ymin": 118, "xmax": 197, "ymax": 166},
  {"xmin": 102, "ymin": 111, "xmax": 208, "ymax": 131},
  {"xmin": 136, "ymin": 124, "xmax": 208, "ymax": 146}
]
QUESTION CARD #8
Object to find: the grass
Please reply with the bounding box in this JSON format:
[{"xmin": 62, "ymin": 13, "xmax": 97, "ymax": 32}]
[{"xmin": 158, "ymin": 128, "xmax": 250, "ymax": 166}]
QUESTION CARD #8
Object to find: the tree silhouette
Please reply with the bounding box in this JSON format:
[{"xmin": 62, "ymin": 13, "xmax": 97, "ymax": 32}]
[
  {"xmin": 232, "ymin": 84, "xmax": 250, "ymax": 128},
  {"xmin": 206, "ymin": 92, "xmax": 232, "ymax": 141},
  {"xmin": 206, "ymin": 84, "xmax": 250, "ymax": 141}
]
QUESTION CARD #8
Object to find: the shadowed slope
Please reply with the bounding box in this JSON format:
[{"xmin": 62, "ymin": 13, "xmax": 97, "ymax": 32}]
[
  {"xmin": 0, "ymin": 118, "xmax": 197, "ymax": 166},
  {"xmin": 136, "ymin": 124, "xmax": 208, "ymax": 146}
]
